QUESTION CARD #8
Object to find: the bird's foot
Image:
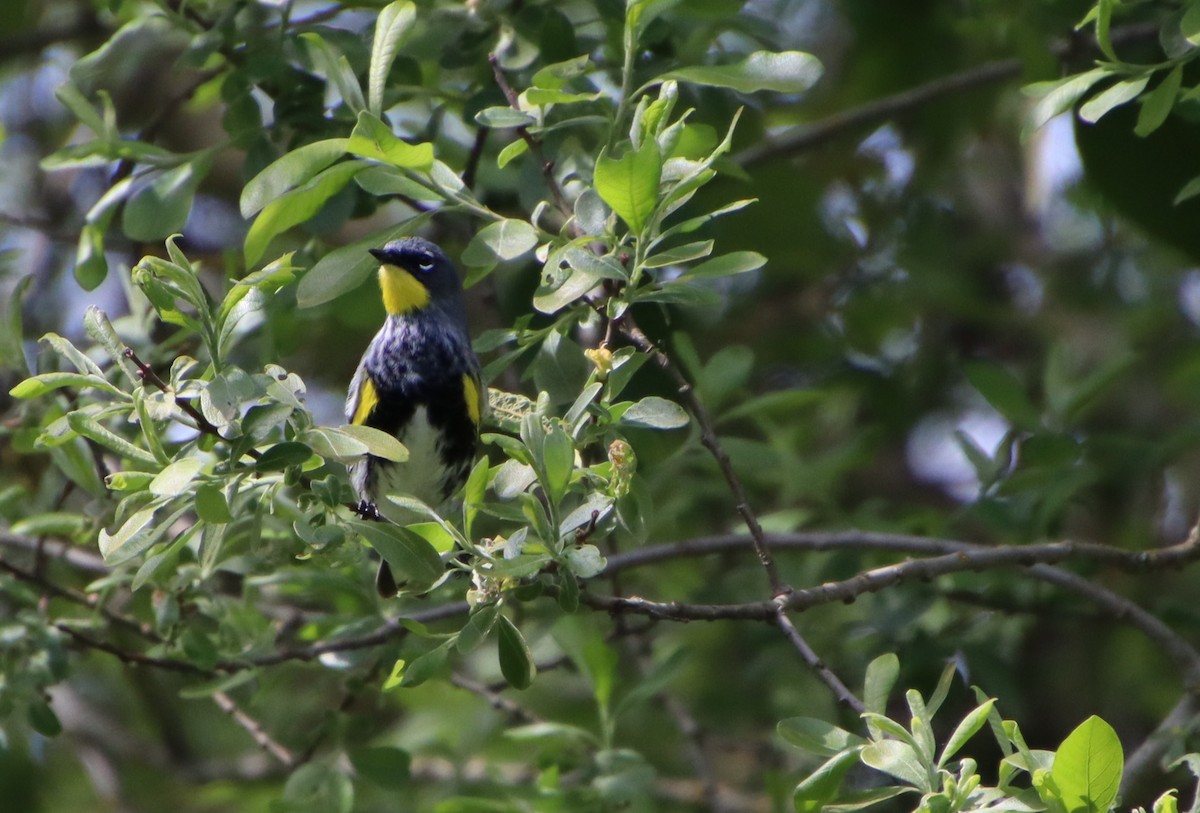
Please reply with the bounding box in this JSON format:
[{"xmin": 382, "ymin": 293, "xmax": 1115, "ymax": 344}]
[{"xmin": 355, "ymin": 500, "xmax": 384, "ymax": 521}]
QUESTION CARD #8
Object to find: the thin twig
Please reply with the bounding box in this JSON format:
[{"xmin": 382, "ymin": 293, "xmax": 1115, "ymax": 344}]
[
  {"xmin": 53, "ymin": 622, "xmax": 213, "ymax": 675},
  {"xmin": 773, "ymin": 606, "xmax": 865, "ymax": 714},
  {"xmin": 614, "ymin": 317, "xmax": 786, "ymax": 597},
  {"xmin": 212, "ymin": 691, "xmax": 295, "ymax": 767},
  {"xmin": 487, "ymin": 53, "xmax": 576, "ymax": 225},
  {"xmin": 0, "ymin": 555, "xmax": 159, "ymax": 641},
  {"xmin": 124, "ymin": 347, "xmax": 262, "ymax": 461},
  {"xmin": 735, "ymin": 22, "xmax": 1160, "ymax": 166},
  {"xmin": 451, "ymin": 673, "xmax": 543, "ymax": 723},
  {"xmin": 462, "ymin": 126, "xmax": 489, "ymax": 190}
]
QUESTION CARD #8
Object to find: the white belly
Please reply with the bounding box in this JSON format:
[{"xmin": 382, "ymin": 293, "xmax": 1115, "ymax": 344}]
[{"xmin": 350, "ymin": 407, "xmax": 449, "ymax": 523}]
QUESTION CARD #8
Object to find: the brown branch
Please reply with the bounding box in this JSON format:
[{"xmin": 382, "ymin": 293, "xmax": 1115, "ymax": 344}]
[
  {"xmin": 772, "ymin": 607, "xmax": 865, "ymax": 714},
  {"xmin": 614, "ymin": 317, "xmax": 785, "ymax": 597},
  {"xmin": 0, "ymin": 529, "xmax": 108, "ymax": 573},
  {"xmin": 736, "ymin": 22, "xmax": 1160, "ymax": 167},
  {"xmin": 212, "ymin": 691, "xmax": 295, "ymax": 767},
  {"xmin": 462, "ymin": 126, "xmax": 489, "ymax": 191},
  {"xmin": 451, "ymin": 673, "xmax": 543, "ymax": 724},
  {"xmin": 0, "ymin": 554, "xmax": 159, "ymax": 642},
  {"xmin": 124, "ymin": 347, "xmax": 262, "ymax": 461},
  {"xmin": 53, "ymin": 622, "xmax": 213, "ymax": 675},
  {"xmin": 588, "ymin": 534, "xmax": 1200, "ymax": 622},
  {"xmin": 487, "ymin": 53, "xmax": 576, "ymax": 226}
]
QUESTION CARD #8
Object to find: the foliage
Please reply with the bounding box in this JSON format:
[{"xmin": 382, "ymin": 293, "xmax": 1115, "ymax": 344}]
[{"xmin": 6, "ymin": 0, "xmax": 1200, "ymax": 812}]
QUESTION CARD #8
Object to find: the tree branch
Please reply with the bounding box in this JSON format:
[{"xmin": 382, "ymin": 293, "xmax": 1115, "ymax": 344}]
[
  {"xmin": 212, "ymin": 691, "xmax": 295, "ymax": 767},
  {"xmin": 735, "ymin": 22, "xmax": 1160, "ymax": 166},
  {"xmin": 487, "ymin": 53, "xmax": 576, "ymax": 226},
  {"xmin": 614, "ymin": 318, "xmax": 785, "ymax": 597}
]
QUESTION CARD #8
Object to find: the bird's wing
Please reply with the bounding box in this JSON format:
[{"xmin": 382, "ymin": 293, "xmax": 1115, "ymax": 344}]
[{"xmin": 346, "ymin": 363, "xmax": 380, "ymax": 426}]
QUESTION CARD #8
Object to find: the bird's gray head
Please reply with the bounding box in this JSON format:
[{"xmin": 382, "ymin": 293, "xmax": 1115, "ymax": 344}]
[{"xmin": 369, "ymin": 237, "xmax": 463, "ymax": 316}]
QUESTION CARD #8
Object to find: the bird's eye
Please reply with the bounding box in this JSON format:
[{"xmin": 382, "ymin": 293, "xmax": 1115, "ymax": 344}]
[{"xmin": 417, "ymin": 254, "xmax": 435, "ymax": 273}]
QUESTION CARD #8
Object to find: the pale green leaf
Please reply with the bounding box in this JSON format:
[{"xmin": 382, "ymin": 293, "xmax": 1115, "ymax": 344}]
[
  {"xmin": 244, "ymin": 160, "xmax": 365, "ymax": 266},
  {"xmin": 240, "ymin": 139, "xmax": 348, "ymax": 218},
  {"xmin": 347, "ymin": 110, "xmax": 434, "ymax": 170},
  {"xmin": 621, "ymin": 396, "xmax": 689, "ymax": 429},
  {"xmin": 663, "ymin": 50, "xmax": 822, "ymax": 94},
  {"xmin": 462, "ymin": 219, "xmax": 539, "ymax": 266},
  {"xmin": 369, "ymin": 1, "xmax": 416, "ymax": 115},
  {"xmin": 594, "ymin": 140, "xmax": 662, "ymax": 234}
]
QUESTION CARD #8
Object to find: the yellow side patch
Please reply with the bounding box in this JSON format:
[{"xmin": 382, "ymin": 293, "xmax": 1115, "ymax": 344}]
[
  {"xmin": 463, "ymin": 373, "xmax": 481, "ymax": 427},
  {"xmin": 379, "ymin": 264, "xmax": 430, "ymax": 315},
  {"xmin": 352, "ymin": 376, "xmax": 379, "ymax": 425}
]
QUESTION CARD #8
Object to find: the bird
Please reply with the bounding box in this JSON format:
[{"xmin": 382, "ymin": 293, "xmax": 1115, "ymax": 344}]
[{"xmin": 344, "ymin": 236, "xmax": 484, "ymax": 596}]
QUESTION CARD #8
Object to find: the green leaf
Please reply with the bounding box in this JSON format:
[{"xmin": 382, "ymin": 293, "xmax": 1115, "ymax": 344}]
[
  {"xmin": 594, "ymin": 140, "xmax": 662, "ymax": 234},
  {"xmin": 40, "ymin": 332, "xmax": 105, "ymax": 378},
  {"xmin": 98, "ymin": 506, "xmax": 160, "ymax": 565},
  {"xmin": 1025, "ymin": 68, "xmax": 1108, "ymax": 130},
  {"xmin": 336, "ymin": 424, "xmax": 409, "ymax": 462},
  {"xmin": 368, "ymin": 1, "xmax": 416, "ymax": 115},
  {"xmin": 864, "ymin": 653, "xmax": 899, "ymax": 714},
  {"xmin": 296, "ymin": 217, "xmax": 432, "ymax": 308},
  {"xmin": 1185, "ymin": 2, "xmax": 1200, "ymax": 45},
  {"xmin": 10, "ymin": 512, "xmax": 90, "ymax": 537},
  {"xmin": 532, "ymin": 55, "xmax": 591, "ymax": 89},
  {"xmin": 244, "ymin": 159, "xmax": 365, "ymax": 266},
  {"xmin": 28, "ymin": 701, "xmax": 63, "ymax": 738},
  {"xmin": 194, "ymin": 484, "xmax": 232, "ymax": 524},
  {"xmin": 965, "ymin": 362, "xmax": 1040, "ymax": 430},
  {"xmin": 1176, "ymin": 175, "xmax": 1200, "ymax": 205},
  {"xmin": 394, "ymin": 640, "xmax": 452, "ymax": 688},
  {"xmin": 254, "ymin": 441, "xmax": 314, "ymax": 471},
  {"xmin": 350, "ymin": 746, "xmax": 411, "ymax": 790},
  {"xmin": 281, "ymin": 761, "xmax": 354, "ymax": 813},
  {"xmin": 456, "ymin": 604, "xmax": 499, "ymax": 654},
  {"xmin": 240, "ymin": 138, "xmax": 349, "ymax": 218},
  {"xmin": 620, "ymin": 396, "xmax": 689, "ymax": 429},
  {"xmin": 861, "ymin": 740, "xmax": 930, "ymax": 791},
  {"xmin": 302, "ymin": 426, "xmax": 370, "ymax": 463},
  {"xmin": 474, "ymin": 107, "xmax": 536, "ymax": 128},
  {"xmin": 939, "ymin": 699, "xmax": 996, "ymax": 767},
  {"xmin": 563, "ymin": 544, "xmax": 606, "ymax": 578},
  {"xmin": 663, "ymin": 50, "xmax": 822, "ymax": 94},
  {"xmin": 347, "ymin": 110, "xmax": 434, "ymax": 170},
  {"xmin": 350, "ymin": 520, "xmax": 444, "ymax": 593},
  {"xmin": 793, "ymin": 749, "xmax": 863, "ymax": 813},
  {"xmin": 300, "ymin": 31, "xmax": 366, "ymax": 114},
  {"xmin": 10, "ymin": 372, "xmax": 123, "ymax": 400},
  {"xmin": 461, "ymin": 219, "xmax": 539, "ymax": 266},
  {"xmin": 1050, "ymin": 716, "xmax": 1123, "ymax": 813},
  {"xmin": 0, "ymin": 275, "xmax": 31, "ymax": 374},
  {"xmin": 497, "ymin": 615, "xmax": 535, "ymax": 689},
  {"xmin": 1135, "ymin": 66, "xmax": 1182, "ymax": 137},
  {"xmin": 496, "ymin": 138, "xmax": 528, "ymax": 169},
  {"xmin": 122, "ymin": 157, "xmax": 208, "ymax": 241},
  {"xmin": 778, "ymin": 718, "xmax": 866, "ymax": 757},
  {"xmin": 1079, "ymin": 76, "xmax": 1150, "ymax": 124},
  {"xmin": 641, "ymin": 239, "xmax": 713, "ymax": 268},
  {"xmin": 66, "ymin": 412, "xmax": 158, "ymax": 465},
  {"xmin": 148, "ymin": 457, "xmax": 203, "ymax": 497},
  {"xmin": 540, "ymin": 424, "xmax": 575, "ymax": 504},
  {"xmin": 55, "ymin": 81, "xmax": 107, "ymax": 135},
  {"xmin": 83, "ymin": 306, "xmax": 138, "ymax": 384},
  {"xmin": 687, "ymin": 250, "xmax": 766, "ymax": 278}
]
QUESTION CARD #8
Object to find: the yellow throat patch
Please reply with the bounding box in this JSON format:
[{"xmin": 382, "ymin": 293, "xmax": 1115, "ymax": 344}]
[{"xmin": 379, "ymin": 264, "xmax": 430, "ymax": 315}]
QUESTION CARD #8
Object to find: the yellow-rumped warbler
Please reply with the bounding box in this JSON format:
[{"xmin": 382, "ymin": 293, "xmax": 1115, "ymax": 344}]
[{"xmin": 345, "ymin": 236, "xmax": 483, "ymax": 595}]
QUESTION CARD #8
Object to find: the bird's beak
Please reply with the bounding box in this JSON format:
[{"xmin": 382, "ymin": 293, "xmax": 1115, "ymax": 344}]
[{"xmin": 368, "ymin": 248, "xmax": 389, "ymax": 263}]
